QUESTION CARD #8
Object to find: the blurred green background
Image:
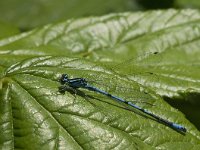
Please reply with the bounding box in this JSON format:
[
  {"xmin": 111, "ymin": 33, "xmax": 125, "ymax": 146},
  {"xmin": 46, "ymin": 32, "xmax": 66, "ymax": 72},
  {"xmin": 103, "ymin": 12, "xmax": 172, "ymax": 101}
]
[
  {"xmin": 0, "ymin": 0, "xmax": 199, "ymax": 130},
  {"xmin": 0, "ymin": 0, "xmax": 199, "ymax": 30}
]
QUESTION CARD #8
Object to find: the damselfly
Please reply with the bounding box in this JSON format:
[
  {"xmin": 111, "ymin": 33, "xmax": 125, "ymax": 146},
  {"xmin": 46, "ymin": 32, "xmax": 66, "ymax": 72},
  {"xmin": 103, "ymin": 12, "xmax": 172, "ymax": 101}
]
[{"xmin": 58, "ymin": 74, "xmax": 186, "ymax": 132}]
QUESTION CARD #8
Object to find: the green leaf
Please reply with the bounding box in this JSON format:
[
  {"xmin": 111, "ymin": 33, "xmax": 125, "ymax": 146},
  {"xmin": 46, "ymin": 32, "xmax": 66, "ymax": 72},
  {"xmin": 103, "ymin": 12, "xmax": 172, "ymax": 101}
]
[
  {"xmin": 0, "ymin": 9, "xmax": 200, "ymax": 149},
  {"xmin": 1, "ymin": 56, "xmax": 200, "ymax": 149}
]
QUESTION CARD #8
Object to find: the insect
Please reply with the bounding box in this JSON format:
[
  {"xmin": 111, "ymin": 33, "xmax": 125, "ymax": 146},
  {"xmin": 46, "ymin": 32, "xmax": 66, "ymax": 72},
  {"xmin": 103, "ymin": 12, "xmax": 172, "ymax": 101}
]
[{"xmin": 58, "ymin": 74, "xmax": 186, "ymax": 132}]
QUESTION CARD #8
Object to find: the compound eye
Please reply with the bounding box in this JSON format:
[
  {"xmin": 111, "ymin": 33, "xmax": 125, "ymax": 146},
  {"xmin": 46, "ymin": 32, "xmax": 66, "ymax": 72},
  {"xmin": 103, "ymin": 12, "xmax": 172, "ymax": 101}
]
[
  {"xmin": 62, "ymin": 74, "xmax": 68, "ymax": 79},
  {"xmin": 60, "ymin": 74, "xmax": 68, "ymax": 84},
  {"xmin": 62, "ymin": 74, "xmax": 66, "ymax": 77}
]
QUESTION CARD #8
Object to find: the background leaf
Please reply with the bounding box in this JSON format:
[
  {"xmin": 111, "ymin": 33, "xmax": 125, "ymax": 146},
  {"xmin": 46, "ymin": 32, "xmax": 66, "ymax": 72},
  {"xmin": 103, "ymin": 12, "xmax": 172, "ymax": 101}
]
[
  {"xmin": 0, "ymin": 0, "xmax": 140, "ymax": 30},
  {"xmin": 1, "ymin": 0, "xmax": 199, "ymax": 30},
  {"xmin": 175, "ymin": 0, "xmax": 200, "ymax": 9},
  {"xmin": 0, "ymin": 21, "xmax": 19, "ymax": 40}
]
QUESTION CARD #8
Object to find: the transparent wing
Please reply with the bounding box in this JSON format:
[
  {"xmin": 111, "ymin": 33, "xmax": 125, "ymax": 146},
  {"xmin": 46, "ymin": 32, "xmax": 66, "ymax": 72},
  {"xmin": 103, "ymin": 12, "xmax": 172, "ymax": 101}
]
[
  {"xmin": 85, "ymin": 51, "xmax": 165, "ymax": 97},
  {"xmin": 62, "ymin": 70, "xmax": 158, "ymax": 109},
  {"xmin": 99, "ymin": 51, "xmax": 182, "ymax": 97}
]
